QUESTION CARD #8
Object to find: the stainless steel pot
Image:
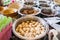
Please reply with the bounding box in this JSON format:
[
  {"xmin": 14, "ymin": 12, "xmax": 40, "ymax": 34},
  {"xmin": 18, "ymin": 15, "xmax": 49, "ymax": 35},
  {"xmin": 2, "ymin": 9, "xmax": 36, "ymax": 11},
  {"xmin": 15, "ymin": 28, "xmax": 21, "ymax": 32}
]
[{"xmin": 13, "ymin": 15, "xmax": 49, "ymax": 40}]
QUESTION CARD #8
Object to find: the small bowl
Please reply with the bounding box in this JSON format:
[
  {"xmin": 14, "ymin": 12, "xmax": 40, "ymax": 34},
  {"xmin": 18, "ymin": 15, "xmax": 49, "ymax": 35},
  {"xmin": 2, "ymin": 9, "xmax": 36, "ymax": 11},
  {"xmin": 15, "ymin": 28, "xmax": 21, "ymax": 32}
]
[
  {"xmin": 2, "ymin": 7, "xmax": 18, "ymax": 17},
  {"xmin": 13, "ymin": 15, "xmax": 49, "ymax": 40},
  {"xmin": 24, "ymin": 2, "xmax": 36, "ymax": 7},
  {"xmin": 39, "ymin": 1, "xmax": 47, "ymax": 4},
  {"xmin": 41, "ymin": 8, "xmax": 56, "ymax": 16},
  {"xmin": 18, "ymin": 7, "xmax": 41, "ymax": 16},
  {"xmin": 39, "ymin": 3, "xmax": 51, "ymax": 9}
]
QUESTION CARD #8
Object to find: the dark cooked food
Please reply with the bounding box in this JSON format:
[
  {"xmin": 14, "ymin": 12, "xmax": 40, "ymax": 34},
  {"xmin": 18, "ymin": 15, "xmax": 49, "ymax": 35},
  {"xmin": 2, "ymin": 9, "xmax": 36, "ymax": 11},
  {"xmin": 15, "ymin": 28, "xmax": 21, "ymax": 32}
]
[
  {"xmin": 39, "ymin": 1, "xmax": 47, "ymax": 3},
  {"xmin": 24, "ymin": 2, "xmax": 34, "ymax": 5},
  {"xmin": 20, "ymin": 8, "xmax": 37, "ymax": 14},
  {"xmin": 39, "ymin": 4, "xmax": 50, "ymax": 7},
  {"xmin": 41, "ymin": 9, "xmax": 52, "ymax": 15}
]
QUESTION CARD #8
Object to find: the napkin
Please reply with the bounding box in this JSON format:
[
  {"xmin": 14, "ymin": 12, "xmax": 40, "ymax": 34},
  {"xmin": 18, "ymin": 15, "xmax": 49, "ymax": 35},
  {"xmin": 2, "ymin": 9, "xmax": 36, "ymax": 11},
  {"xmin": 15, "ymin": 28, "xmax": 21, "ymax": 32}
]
[
  {"xmin": 44, "ymin": 17, "xmax": 60, "ymax": 24},
  {"xmin": 44, "ymin": 17, "xmax": 60, "ymax": 32}
]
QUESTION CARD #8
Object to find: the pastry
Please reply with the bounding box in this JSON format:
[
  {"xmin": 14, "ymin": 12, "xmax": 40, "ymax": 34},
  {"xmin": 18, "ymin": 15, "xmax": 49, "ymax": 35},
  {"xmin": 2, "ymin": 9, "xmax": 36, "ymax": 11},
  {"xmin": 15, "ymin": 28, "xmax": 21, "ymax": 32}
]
[{"xmin": 8, "ymin": 2, "xmax": 20, "ymax": 9}]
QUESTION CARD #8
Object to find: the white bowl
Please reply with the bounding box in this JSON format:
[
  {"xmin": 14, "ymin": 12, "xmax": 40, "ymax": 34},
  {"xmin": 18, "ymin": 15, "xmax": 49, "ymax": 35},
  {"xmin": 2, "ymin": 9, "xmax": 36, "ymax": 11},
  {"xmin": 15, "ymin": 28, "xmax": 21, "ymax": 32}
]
[
  {"xmin": 24, "ymin": 1, "xmax": 36, "ymax": 7},
  {"xmin": 39, "ymin": 3, "xmax": 51, "ymax": 9},
  {"xmin": 18, "ymin": 7, "xmax": 41, "ymax": 16},
  {"xmin": 40, "ymin": 8, "xmax": 56, "ymax": 16},
  {"xmin": 12, "ymin": 15, "xmax": 49, "ymax": 40}
]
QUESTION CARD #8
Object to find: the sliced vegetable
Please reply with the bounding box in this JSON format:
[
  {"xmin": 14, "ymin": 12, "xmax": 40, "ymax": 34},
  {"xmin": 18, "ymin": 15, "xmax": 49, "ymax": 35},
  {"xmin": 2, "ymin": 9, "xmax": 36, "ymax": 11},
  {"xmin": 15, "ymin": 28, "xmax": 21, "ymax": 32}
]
[{"xmin": 0, "ymin": 16, "xmax": 12, "ymax": 32}]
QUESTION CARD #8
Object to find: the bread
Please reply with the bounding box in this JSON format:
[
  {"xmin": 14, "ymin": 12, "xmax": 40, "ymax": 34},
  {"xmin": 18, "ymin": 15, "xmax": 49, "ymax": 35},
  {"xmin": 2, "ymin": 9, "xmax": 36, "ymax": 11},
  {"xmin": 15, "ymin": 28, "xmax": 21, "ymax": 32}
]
[{"xmin": 8, "ymin": 2, "xmax": 20, "ymax": 9}]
